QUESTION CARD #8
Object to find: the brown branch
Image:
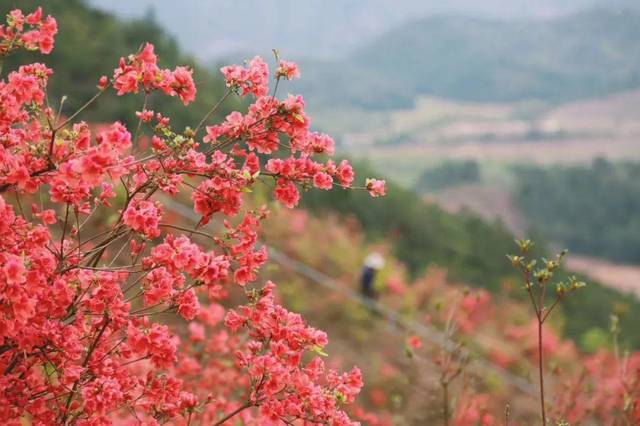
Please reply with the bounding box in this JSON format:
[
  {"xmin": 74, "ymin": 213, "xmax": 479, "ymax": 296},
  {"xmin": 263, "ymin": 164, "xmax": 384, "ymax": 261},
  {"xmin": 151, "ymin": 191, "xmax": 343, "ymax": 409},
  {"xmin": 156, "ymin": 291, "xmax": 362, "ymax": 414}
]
[{"xmin": 213, "ymin": 402, "xmax": 252, "ymax": 426}]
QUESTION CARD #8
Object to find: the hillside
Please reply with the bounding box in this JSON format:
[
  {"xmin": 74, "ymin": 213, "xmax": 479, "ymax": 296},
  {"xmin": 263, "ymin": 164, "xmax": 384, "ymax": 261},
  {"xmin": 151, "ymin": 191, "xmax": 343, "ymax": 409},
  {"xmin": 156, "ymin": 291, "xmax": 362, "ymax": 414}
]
[
  {"xmin": 301, "ymin": 162, "xmax": 640, "ymax": 348},
  {"xmin": 296, "ymin": 9, "xmax": 640, "ymax": 109},
  {"xmin": 256, "ymin": 207, "xmax": 640, "ymax": 423},
  {"xmin": 307, "ymin": 88, "xmax": 640, "ymax": 186},
  {"xmin": 9, "ymin": 0, "xmax": 640, "ymax": 349}
]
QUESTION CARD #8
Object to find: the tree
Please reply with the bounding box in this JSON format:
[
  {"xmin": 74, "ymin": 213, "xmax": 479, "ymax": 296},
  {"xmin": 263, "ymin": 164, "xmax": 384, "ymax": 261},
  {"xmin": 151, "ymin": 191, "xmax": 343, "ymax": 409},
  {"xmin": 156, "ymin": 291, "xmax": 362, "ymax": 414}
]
[{"xmin": 0, "ymin": 8, "xmax": 384, "ymax": 424}]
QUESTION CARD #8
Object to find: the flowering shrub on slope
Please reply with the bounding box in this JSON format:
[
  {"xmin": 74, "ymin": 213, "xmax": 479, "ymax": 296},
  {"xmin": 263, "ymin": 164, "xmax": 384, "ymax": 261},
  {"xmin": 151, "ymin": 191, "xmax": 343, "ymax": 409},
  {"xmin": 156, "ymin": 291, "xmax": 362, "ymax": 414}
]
[
  {"xmin": 0, "ymin": 8, "xmax": 384, "ymax": 425},
  {"xmin": 261, "ymin": 209, "xmax": 640, "ymax": 425}
]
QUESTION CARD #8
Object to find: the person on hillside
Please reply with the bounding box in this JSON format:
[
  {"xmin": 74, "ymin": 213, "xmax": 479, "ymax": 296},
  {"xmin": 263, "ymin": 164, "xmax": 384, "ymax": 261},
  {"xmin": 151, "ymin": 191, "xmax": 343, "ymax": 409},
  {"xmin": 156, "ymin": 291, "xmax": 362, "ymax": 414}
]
[{"xmin": 360, "ymin": 252, "xmax": 385, "ymax": 299}]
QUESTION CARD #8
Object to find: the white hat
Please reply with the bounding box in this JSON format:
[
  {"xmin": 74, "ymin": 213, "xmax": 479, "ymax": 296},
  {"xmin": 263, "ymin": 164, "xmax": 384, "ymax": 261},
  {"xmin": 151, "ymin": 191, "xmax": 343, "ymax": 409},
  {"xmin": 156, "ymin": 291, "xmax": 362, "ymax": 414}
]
[{"xmin": 364, "ymin": 252, "xmax": 385, "ymax": 270}]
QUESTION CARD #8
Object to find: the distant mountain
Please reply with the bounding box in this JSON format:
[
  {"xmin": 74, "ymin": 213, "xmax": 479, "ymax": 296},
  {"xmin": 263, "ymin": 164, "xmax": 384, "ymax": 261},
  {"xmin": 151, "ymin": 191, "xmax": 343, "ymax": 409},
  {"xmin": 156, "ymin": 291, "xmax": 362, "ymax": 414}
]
[
  {"xmin": 90, "ymin": 0, "xmax": 638, "ymax": 61},
  {"xmin": 293, "ymin": 9, "xmax": 640, "ymax": 109}
]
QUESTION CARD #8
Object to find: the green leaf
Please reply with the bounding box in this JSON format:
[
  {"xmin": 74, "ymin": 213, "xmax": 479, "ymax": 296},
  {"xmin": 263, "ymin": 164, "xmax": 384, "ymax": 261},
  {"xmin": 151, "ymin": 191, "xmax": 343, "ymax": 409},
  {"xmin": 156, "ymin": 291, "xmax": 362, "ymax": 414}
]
[{"xmin": 312, "ymin": 346, "xmax": 328, "ymax": 357}]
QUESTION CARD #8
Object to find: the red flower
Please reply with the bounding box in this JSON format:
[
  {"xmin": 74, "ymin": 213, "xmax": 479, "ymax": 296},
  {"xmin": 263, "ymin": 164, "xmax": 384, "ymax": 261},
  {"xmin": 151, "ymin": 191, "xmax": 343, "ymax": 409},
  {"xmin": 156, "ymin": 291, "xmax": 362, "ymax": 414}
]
[
  {"xmin": 313, "ymin": 172, "xmax": 333, "ymax": 190},
  {"xmin": 123, "ymin": 199, "xmax": 162, "ymax": 238},
  {"xmin": 276, "ymin": 60, "xmax": 301, "ymax": 80},
  {"xmin": 407, "ymin": 335, "xmax": 422, "ymax": 349},
  {"xmin": 220, "ymin": 56, "xmax": 269, "ymax": 97}
]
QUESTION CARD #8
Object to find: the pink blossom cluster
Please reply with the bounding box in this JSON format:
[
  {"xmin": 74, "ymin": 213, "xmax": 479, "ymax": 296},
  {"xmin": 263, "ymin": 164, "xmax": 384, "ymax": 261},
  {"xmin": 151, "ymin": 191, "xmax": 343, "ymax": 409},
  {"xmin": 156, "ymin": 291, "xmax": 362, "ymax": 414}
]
[
  {"xmin": 112, "ymin": 43, "xmax": 196, "ymax": 105},
  {"xmin": 220, "ymin": 56, "xmax": 270, "ymax": 97},
  {"xmin": 366, "ymin": 178, "xmax": 386, "ymax": 197},
  {"xmin": 456, "ymin": 289, "xmax": 492, "ymax": 334},
  {"xmin": 203, "ymin": 89, "xmax": 361, "ymax": 207},
  {"xmin": 224, "ymin": 282, "xmax": 363, "ymax": 424},
  {"xmin": 453, "ymin": 393, "xmax": 495, "ymax": 426},
  {"xmin": 0, "ymin": 7, "xmax": 57, "ymax": 55},
  {"xmin": 0, "ymin": 7, "xmax": 383, "ymax": 425},
  {"xmin": 123, "ymin": 199, "xmax": 162, "ymax": 238},
  {"xmin": 553, "ymin": 351, "xmax": 640, "ymax": 424},
  {"xmin": 276, "ymin": 60, "xmax": 301, "ymax": 80}
]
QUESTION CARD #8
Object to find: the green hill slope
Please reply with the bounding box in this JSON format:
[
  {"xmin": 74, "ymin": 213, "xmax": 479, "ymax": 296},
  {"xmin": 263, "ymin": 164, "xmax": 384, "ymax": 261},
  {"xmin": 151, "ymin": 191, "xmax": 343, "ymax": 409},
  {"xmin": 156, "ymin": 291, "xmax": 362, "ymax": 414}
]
[
  {"xmin": 515, "ymin": 159, "xmax": 640, "ymax": 264},
  {"xmin": 302, "ymin": 162, "xmax": 640, "ymax": 348}
]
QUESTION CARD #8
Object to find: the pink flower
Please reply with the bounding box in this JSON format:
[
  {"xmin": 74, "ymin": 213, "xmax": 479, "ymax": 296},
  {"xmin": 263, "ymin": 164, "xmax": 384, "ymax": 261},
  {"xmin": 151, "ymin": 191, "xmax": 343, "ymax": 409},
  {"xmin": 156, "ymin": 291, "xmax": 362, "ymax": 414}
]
[
  {"xmin": 276, "ymin": 60, "xmax": 301, "ymax": 80},
  {"xmin": 224, "ymin": 309, "xmax": 246, "ymax": 332},
  {"xmin": 274, "ymin": 179, "xmax": 300, "ymax": 208},
  {"xmin": 313, "ymin": 172, "xmax": 333, "ymax": 190},
  {"xmin": 113, "ymin": 65, "xmax": 139, "ymax": 95},
  {"xmin": 3, "ymin": 254, "xmax": 27, "ymax": 285},
  {"xmin": 366, "ymin": 178, "xmax": 386, "ymax": 197},
  {"xmin": 307, "ymin": 132, "xmax": 335, "ymax": 155},
  {"xmin": 188, "ymin": 322, "xmax": 205, "ymax": 342},
  {"xmin": 143, "ymin": 267, "xmax": 175, "ymax": 305},
  {"xmin": 220, "ymin": 56, "xmax": 269, "ymax": 97},
  {"xmin": 336, "ymin": 160, "xmax": 354, "ymax": 187},
  {"xmin": 169, "ymin": 66, "xmax": 196, "ymax": 105},
  {"xmin": 97, "ymin": 75, "xmax": 109, "ymax": 90},
  {"xmin": 130, "ymin": 239, "xmax": 146, "ymax": 256},
  {"xmin": 37, "ymin": 16, "xmax": 57, "ymax": 54},
  {"xmin": 98, "ymin": 182, "xmax": 116, "ymax": 206},
  {"xmin": 177, "ymin": 288, "xmax": 200, "ymax": 320},
  {"xmin": 127, "ymin": 321, "xmax": 177, "ymax": 369},
  {"xmin": 136, "ymin": 109, "xmax": 154, "ymax": 122},
  {"xmin": 37, "ymin": 209, "xmax": 57, "ymax": 224},
  {"xmin": 13, "ymin": 8, "xmax": 57, "ymax": 55},
  {"xmin": 407, "ymin": 336, "xmax": 422, "ymax": 349},
  {"xmin": 111, "ymin": 43, "xmax": 197, "ymax": 104},
  {"xmin": 123, "ymin": 199, "xmax": 162, "ymax": 238}
]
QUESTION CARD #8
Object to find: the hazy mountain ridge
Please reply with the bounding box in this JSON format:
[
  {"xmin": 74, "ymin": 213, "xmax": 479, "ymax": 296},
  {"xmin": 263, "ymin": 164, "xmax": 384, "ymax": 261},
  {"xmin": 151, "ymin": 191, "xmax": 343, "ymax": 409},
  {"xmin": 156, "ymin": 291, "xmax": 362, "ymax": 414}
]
[
  {"xmin": 87, "ymin": 1, "xmax": 640, "ymax": 109},
  {"xmin": 90, "ymin": 0, "xmax": 639, "ymax": 61},
  {"xmin": 294, "ymin": 9, "xmax": 640, "ymax": 109}
]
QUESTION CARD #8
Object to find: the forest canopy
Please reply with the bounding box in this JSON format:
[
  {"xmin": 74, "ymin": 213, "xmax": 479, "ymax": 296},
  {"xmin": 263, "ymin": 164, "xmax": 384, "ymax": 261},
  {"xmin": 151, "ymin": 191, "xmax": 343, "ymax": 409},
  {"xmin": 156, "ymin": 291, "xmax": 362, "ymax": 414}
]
[{"xmin": 515, "ymin": 158, "xmax": 640, "ymax": 264}]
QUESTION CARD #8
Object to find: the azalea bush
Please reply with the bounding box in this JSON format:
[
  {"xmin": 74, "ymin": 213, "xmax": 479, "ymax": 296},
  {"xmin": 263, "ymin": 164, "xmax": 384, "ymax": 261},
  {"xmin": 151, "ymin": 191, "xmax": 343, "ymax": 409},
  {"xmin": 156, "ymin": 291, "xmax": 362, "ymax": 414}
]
[
  {"xmin": 0, "ymin": 7, "xmax": 387, "ymax": 425},
  {"xmin": 261, "ymin": 208, "xmax": 640, "ymax": 425}
]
